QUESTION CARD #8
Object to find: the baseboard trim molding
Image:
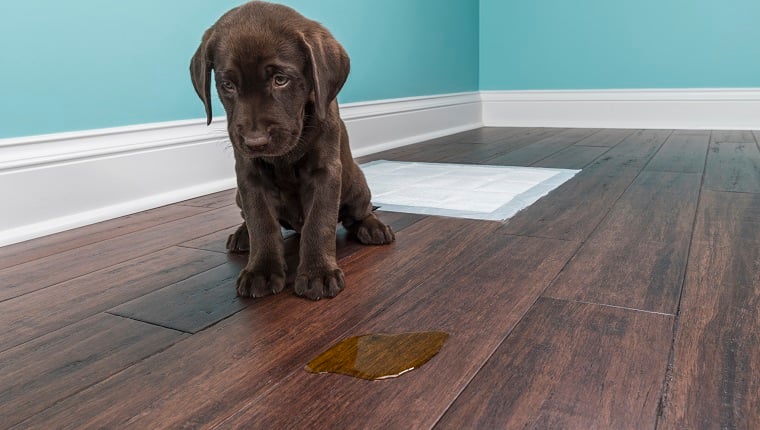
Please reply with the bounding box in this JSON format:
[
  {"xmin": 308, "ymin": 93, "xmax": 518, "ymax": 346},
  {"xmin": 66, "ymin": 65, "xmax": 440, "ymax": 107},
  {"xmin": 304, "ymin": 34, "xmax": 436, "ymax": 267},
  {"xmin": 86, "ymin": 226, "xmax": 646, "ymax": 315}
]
[
  {"xmin": 4, "ymin": 87, "xmax": 757, "ymax": 245},
  {"xmin": 481, "ymin": 88, "xmax": 760, "ymax": 130},
  {"xmin": 343, "ymin": 92, "xmax": 482, "ymax": 157},
  {"xmin": 0, "ymin": 92, "xmax": 481, "ymax": 246}
]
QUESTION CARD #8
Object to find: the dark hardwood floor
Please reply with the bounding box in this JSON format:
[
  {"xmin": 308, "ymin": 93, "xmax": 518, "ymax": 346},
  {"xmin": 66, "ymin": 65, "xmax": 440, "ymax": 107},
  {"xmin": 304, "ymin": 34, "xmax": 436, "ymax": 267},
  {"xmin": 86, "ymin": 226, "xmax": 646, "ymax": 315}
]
[{"xmin": 2, "ymin": 127, "xmax": 759, "ymax": 429}]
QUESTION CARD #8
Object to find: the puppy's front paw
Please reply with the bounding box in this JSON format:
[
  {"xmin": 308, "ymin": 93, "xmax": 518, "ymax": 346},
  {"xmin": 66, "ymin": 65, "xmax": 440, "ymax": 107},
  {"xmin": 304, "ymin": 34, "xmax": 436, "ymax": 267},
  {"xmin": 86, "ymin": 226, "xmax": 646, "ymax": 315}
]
[
  {"xmin": 294, "ymin": 267, "xmax": 345, "ymax": 300},
  {"xmin": 355, "ymin": 214, "xmax": 395, "ymax": 245},
  {"xmin": 236, "ymin": 265, "xmax": 286, "ymax": 298}
]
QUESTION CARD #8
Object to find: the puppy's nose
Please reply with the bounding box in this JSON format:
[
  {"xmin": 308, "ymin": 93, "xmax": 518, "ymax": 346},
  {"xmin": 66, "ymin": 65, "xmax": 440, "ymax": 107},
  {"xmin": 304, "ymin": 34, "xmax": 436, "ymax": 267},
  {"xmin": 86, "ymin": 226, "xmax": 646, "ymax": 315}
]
[{"xmin": 242, "ymin": 132, "xmax": 270, "ymax": 148}]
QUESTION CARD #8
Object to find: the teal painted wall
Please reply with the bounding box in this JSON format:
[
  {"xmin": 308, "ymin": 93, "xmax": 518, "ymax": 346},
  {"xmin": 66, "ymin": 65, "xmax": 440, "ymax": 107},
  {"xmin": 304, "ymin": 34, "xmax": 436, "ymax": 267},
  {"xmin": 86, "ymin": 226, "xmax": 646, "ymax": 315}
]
[
  {"xmin": 7, "ymin": 1, "xmax": 757, "ymax": 139},
  {"xmin": 0, "ymin": 0, "xmax": 478, "ymax": 139},
  {"xmin": 480, "ymin": 0, "xmax": 760, "ymax": 90}
]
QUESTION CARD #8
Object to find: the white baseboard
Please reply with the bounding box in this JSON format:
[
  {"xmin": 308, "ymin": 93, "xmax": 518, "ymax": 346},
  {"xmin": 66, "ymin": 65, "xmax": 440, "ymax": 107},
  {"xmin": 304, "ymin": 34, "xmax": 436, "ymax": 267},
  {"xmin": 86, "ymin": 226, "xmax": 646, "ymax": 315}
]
[
  {"xmin": 0, "ymin": 92, "xmax": 481, "ymax": 246},
  {"xmin": 481, "ymin": 88, "xmax": 760, "ymax": 130},
  {"xmin": 342, "ymin": 92, "xmax": 482, "ymax": 157},
  {"xmin": 0, "ymin": 122, "xmax": 238, "ymax": 246},
  {"xmin": 3, "ymin": 87, "xmax": 757, "ymax": 246}
]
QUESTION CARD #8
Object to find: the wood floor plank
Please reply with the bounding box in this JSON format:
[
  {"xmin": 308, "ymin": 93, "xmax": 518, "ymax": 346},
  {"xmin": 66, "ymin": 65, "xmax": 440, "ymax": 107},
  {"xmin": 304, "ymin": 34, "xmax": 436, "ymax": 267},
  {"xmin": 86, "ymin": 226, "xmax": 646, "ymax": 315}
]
[
  {"xmin": 109, "ymin": 212, "xmax": 425, "ymax": 334},
  {"xmin": 457, "ymin": 126, "xmax": 536, "ymax": 144},
  {"xmin": 573, "ymin": 128, "xmax": 636, "ymax": 147},
  {"xmin": 9, "ymin": 127, "xmax": 760, "ymax": 429},
  {"xmin": 585, "ymin": 129, "xmax": 672, "ymax": 171},
  {"xmin": 360, "ymin": 129, "xmax": 562, "ymax": 164},
  {"xmin": 544, "ymin": 171, "xmax": 701, "ymax": 313},
  {"xmin": 176, "ymin": 188, "xmax": 237, "ymax": 208},
  {"xmin": 0, "ymin": 204, "xmax": 208, "ymax": 271},
  {"xmin": 0, "ymin": 205, "xmax": 241, "ymax": 301},
  {"xmin": 645, "ymin": 130, "xmax": 710, "ymax": 173},
  {"xmin": 438, "ymin": 128, "xmax": 569, "ymax": 164},
  {"xmin": 484, "ymin": 128, "xmax": 599, "ymax": 166},
  {"xmin": 108, "ymin": 258, "xmax": 247, "ymax": 333},
  {"xmin": 703, "ymin": 140, "xmax": 760, "ymax": 193},
  {"xmin": 17, "ymin": 217, "xmax": 505, "ymax": 429},
  {"xmin": 435, "ymin": 298, "xmax": 673, "ymax": 429},
  {"xmin": 354, "ymin": 129, "xmax": 537, "ymax": 164},
  {"xmin": 503, "ymin": 130, "xmax": 670, "ymax": 240},
  {"xmin": 218, "ymin": 235, "xmax": 579, "ymax": 429},
  {"xmin": 0, "ymin": 246, "xmax": 225, "ymax": 352},
  {"xmin": 357, "ymin": 128, "xmax": 563, "ymax": 165},
  {"xmin": 0, "ymin": 314, "xmax": 185, "ymax": 428},
  {"xmin": 424, "ymin": 126, "xmax": 534, "ymax": 145},
  {"xmin": 359, "ymin": 140, "xmax": 471, "ymax": 163},
  {"xmin": 180, "ymin": 225, "xmax": 241, "ymax": 253},
  {"xmin": 659, "ymin": 191, "xmax": 760, "ymax": 429},
  {"xmin": 531, "ymin": 145, "xmax": 609, "ymax": 169},
  {"xmin": 354, "ymin": 140, "xmax": 453, "ymax": 164},
  {"xmin": 710, "ymin": 130, "xmax": 756, "ymax": 143}
]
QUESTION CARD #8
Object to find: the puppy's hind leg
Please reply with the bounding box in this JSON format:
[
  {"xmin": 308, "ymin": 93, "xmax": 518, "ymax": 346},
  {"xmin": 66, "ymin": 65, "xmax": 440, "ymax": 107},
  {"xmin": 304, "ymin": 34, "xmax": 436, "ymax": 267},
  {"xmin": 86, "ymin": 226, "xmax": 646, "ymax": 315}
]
[
  {"xmin": 348, "ymin": 211, "xmax": 395, "ymax": 245},
  {"xmin": 226, "ymin": 190, "xmax": 250, "ymax": 253},
  {"xmin": 226, "ymin": 222, "xmax": 250, "ymax": 253},
  {"xmin": 341, "ymin": 171, "xmax": 395, "ymax": 245},
  {"xmin": 341, "ymin": 198, "xmax": 395, "ymax": 245}
]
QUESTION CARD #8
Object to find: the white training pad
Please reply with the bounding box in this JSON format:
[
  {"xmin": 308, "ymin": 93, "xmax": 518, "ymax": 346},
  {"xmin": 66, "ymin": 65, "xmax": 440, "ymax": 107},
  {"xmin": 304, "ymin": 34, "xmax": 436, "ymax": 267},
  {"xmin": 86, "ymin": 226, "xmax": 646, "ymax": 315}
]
[{"xmin": 360, "ymin": 161, "xmax": 579, "ymax": 221}]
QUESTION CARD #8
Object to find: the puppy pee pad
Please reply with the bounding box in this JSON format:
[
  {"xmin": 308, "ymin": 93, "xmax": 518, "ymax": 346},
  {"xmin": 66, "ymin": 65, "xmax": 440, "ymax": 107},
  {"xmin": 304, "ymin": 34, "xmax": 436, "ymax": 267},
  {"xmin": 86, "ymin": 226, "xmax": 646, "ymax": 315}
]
[{"xmin": 360, "ymin": 161, "xmax": 579, "ymax": 221}]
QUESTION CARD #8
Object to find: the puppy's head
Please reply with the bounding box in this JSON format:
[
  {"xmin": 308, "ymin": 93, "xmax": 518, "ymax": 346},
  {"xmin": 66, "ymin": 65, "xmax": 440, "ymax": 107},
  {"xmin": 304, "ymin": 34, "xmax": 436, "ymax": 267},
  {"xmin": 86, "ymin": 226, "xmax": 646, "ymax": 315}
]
[{"xmin": 190, "ymin": 2, "xmax": 350, "ymax": 158}]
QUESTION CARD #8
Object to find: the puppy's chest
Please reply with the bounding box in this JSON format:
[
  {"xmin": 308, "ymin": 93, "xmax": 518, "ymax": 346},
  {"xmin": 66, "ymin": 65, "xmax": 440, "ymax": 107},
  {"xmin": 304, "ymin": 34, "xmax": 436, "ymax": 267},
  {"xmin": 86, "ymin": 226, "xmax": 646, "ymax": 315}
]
[
  {"xmin": 253, "ymin": 161, "xmax": 301, "ymax": 198},
  {"xmin": 255, "ymin": 161, "xmax": 305, "ymax": 225}
]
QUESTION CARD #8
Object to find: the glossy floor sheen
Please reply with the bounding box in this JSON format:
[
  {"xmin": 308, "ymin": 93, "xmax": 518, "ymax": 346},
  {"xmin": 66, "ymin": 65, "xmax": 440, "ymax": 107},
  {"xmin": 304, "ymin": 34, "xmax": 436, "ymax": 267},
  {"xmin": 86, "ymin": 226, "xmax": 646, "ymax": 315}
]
[{"xmin": 1, "ymin": 127, "xmax": 759, "ymax": 429}]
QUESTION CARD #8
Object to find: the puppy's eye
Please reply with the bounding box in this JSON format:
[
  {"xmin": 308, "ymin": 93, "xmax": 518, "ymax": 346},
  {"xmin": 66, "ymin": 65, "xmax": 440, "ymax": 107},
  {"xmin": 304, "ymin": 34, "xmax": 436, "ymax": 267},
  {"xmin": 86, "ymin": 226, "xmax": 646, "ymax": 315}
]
[
  {"xmin": 273, "ymin": 74, "xmax": 290, "ymax": 87},
  {"xmin": 220, "ymin": 80, "xmax": 235, "ymax": 92}
]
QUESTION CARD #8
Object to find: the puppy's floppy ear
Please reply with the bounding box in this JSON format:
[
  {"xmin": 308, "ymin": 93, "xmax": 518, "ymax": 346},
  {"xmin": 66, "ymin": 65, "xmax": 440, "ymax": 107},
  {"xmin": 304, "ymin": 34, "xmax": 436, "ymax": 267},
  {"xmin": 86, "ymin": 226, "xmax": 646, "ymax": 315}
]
[
  {"xmin": 300, "ymin": 28, "xmax": 350, "ymax": 120},
  {"xmin": 190, "ymin": 28, "xmax": 215, "ymax": 125}
]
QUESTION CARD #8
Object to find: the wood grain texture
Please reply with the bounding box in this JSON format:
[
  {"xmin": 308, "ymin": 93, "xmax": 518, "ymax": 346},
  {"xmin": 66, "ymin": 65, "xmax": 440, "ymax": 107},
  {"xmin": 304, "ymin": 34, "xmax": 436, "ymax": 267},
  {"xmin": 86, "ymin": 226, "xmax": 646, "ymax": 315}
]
[
  {"xmin": 419, "ymin": 126, "xmax": 534, "ymax": 145},
  {"xmin": 436, "ymin": 297, "xmax": 673, "ymax": 429},
  {"xmin": 0, "ymin": 206, "xmax": 241, "ymax": 301},
  {"xmin": 645, "ymin": 130, "xmax": 710, "ymax": 173},
  {"xmin": 573, "ymin": 128, "xmax": 636, "ymax": 147},
  {"xmin": 7, "ymin": 127, "xmax": 760, "ymax": 428},
  {"xmin": 0, "ymin": 246, "xmax": 224, "ymax": 352},
  {"xmin": 108, "ymin": 258, "xmax": 248, "ymax": 333},
  {"xmin": 176, "ymin": 188, "xmax": 237, "ymax": 208},
  {"xmin": 544, "ymin": 171, "xmax": 701, "ymax": 313},
  {"xmin": 179, "ymin": 225, "xmax": 241, "ymax": 253},
  {"xmin": 0, "ymin": 314, "xmax": 185, "ymax": 428},
  {"xmin": 16, "ymin": 217, "xmax": 504, "ymax": 429},
  {"xmin": 503, "ymin": 130, "xmax": 670, "ymax": 241},
  {"xmin": 110, "ymin": 212, "xmax": 424, "ymax": 334},
  {"xmin": 484, "ymin": 128, "xmax": 599, "ymax": 166},
  {"xmin": 703, "ymin": 140, "xmax": 760, "ymax": 193},
  {"xmin": 0, "ymin": 204, "xmax": 208, "ymax": 271},
  {"xmin": 710, "ymin": 130, "xmax": 756, "ymax": 143},
  {"xmin": 216, "ymin": 234, "xmax": 579, "ymax": 429},
  {"xmin": 357, "ymin": 140, "xmax": 466, "ymax": 163},
  {"xmin": 438, "ymin": 128, "xmax": 569, "ymax": 164},
  {"xmin": 531, "ymin": 144, "xmax": 609, "ymax": 169},
  {"xmin": 356, "ymin": 128, "xmax": 566, "ymax": 165},
  {"xmin": 659, "ymin": 191, "xmax": 760, "ymax": 429}
]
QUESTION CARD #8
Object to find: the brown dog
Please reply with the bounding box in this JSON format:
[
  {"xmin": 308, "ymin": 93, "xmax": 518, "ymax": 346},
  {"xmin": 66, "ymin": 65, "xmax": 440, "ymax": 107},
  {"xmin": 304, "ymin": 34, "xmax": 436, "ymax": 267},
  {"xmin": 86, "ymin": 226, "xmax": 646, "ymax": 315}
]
[{"xmin": 190, "ymin": 1, "xmax": 394, "ymax": 300}]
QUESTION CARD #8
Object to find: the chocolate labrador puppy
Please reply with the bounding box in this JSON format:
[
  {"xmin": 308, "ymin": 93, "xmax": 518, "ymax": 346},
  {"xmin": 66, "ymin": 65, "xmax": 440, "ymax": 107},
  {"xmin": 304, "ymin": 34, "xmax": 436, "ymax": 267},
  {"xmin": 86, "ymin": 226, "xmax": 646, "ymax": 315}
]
[{"xmin": 190, "ymin": 1, "xmax": 394, "ymax": 300}]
